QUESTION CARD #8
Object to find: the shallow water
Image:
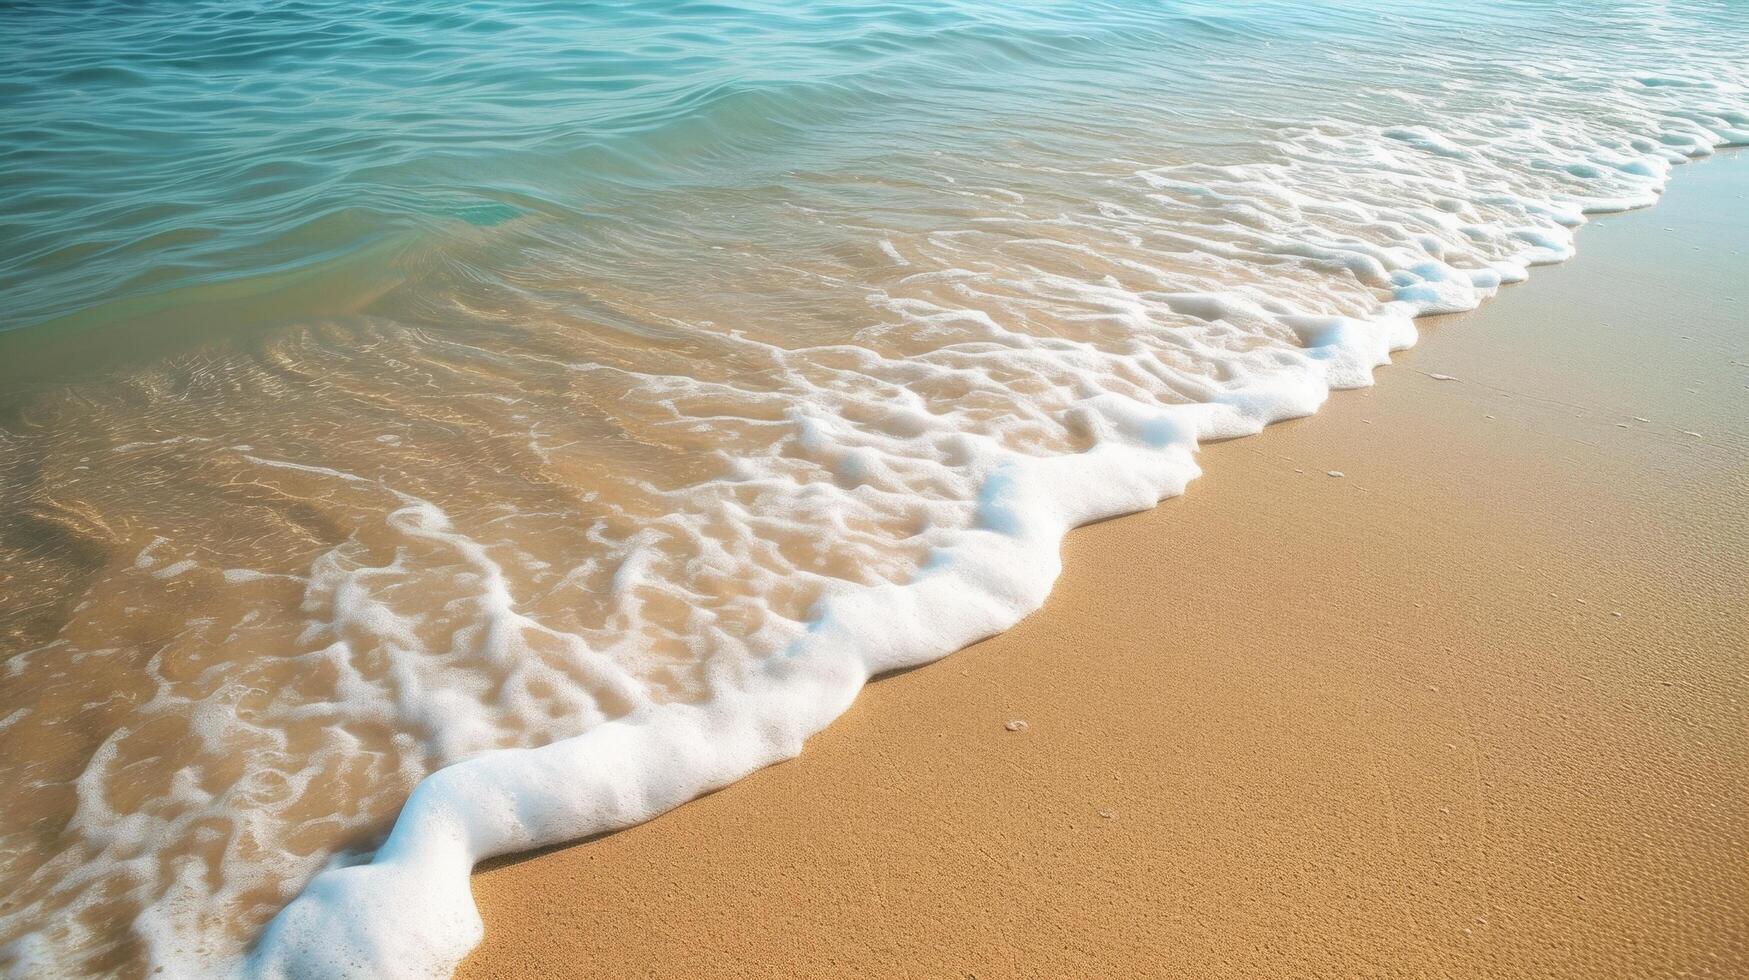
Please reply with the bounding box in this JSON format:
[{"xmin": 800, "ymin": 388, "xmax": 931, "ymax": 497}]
[{"xmin": 1, "ymin": 1, "xmax": 1745, "ymax": 976}]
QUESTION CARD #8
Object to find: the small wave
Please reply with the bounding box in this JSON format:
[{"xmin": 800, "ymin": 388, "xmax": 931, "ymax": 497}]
[{"xmin": 0, "ymin": 1, "xmax": 1745, "ymax": 977}]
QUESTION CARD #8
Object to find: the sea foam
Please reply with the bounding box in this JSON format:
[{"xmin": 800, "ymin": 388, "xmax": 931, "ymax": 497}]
[{"xmin": 252, "ymin": 139, "xmax": 1741, "ymax": 980}]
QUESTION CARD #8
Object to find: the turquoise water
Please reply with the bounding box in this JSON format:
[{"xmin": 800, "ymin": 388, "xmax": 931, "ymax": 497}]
[
  {"xmin": 1, "ymin": 2, "xmax": 1746, "ymax": 976},
  {"xmin": 6, "ymin": 0, "xmax": 1259, "ymax": 331},
  {"xmin": 7, "ymin": 0, "xmax": 1738, "ymax": 338}
]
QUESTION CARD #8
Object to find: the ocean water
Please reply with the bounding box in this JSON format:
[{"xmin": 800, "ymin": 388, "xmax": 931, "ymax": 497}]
[{"xmin": 0, "ymin": 0, "xmax": 1745, "ymax": 975}]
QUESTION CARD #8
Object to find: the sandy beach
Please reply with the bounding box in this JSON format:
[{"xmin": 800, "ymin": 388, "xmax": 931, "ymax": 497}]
[
  {"xmin": 6, "ymin": 5, "xmax": 1749, "ymax": 975},
  {"xmin": 460, "ymin": 153, "xmax": 1748, "ymax": 979}
]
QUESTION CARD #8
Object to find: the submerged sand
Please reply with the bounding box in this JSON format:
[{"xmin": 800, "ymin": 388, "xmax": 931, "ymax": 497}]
[{"xmin": 459, "ymin": 153, "xmax": 1748, "ymax": 978}]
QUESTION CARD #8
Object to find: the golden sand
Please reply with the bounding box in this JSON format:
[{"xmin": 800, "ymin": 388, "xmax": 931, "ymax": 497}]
[{"xmin": 459, "ymin": 154, "xmax": 1749, "ymax": 979}]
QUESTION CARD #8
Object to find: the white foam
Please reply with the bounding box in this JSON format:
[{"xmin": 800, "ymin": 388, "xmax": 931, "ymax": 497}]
[{"xmin": 249, "ymin": 119, "xmax": 1731, "ymax": 980}]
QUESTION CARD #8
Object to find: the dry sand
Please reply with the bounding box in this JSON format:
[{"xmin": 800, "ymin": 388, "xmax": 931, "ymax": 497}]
[{"xmin": 459, "ymin": 152, "xmax": 1748, "ymax": 978}]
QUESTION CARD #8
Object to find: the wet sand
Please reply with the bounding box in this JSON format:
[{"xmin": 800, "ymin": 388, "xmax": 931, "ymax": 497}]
[{"xmin": 459, "ymin": 152, "xmax": 1748, "ymax": 978}]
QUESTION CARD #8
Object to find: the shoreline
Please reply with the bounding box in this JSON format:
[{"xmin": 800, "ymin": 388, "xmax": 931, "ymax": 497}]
[{"xmin": 457, "ymin": 150, "xmax": 1748, "ymax": 978}]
